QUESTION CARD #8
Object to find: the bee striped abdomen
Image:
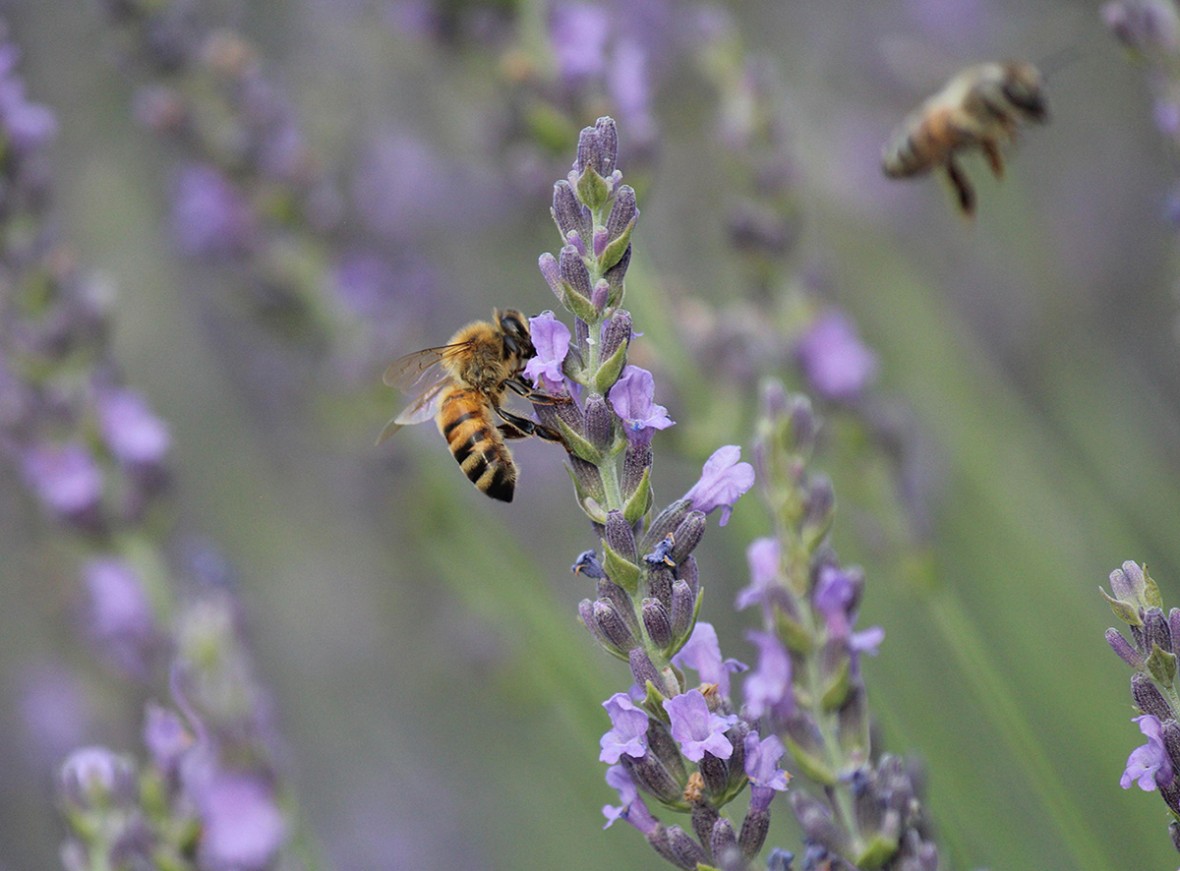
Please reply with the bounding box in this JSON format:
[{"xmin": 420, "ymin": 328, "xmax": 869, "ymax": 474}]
[{"xmin": 437, "ymin": 388, "xmax": 517, "ymax": 502}]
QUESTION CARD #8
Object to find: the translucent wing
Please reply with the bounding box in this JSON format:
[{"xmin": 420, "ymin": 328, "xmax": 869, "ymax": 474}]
[
  {"xmin": 375, "ymin": 379, "xmax": 448, "ymax": 446},
  {"xmin": 382, "ymin": 343, "xmax": 470, "ymax": 390}
]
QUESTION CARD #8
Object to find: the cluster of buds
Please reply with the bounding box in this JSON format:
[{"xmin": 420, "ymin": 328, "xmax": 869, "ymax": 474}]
[
  {"xmin": 59, "ymin": 589, "xmax": 289, "ymax": 870},
  {"xmin": 736, "ymin": 382, "xmax": 938, "ymax": 870},
  {"xmin": 1104, "ymin": 560, "xmax": 1180, "ymax": 852},
  {"xmin": 531, "ymin": 118, "xmax": 798, "ymax": 870}
]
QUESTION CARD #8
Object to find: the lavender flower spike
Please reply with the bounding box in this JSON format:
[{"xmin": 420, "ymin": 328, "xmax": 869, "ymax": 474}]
[{"xmin": 683, "ymin": 445, "xmax": 755, "ymax": 526}]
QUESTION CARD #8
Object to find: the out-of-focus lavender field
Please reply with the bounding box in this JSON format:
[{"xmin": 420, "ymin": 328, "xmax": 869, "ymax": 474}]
[{"xmin": 2, "ymin": 0, "xmax": 1180, "ymax": 868}]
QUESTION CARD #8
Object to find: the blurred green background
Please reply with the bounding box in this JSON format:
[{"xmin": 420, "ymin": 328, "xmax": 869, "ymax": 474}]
[{"xmin": 2, "ymin": 0, "xmax": 1178, "ymax": 868}]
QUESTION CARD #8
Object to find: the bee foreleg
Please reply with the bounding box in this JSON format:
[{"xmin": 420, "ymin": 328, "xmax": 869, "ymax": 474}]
[
  {"xmin": 505, "ymin": 378, "xmax": 572, "ymax": 407},
  {"xmin": 494, "ymin": 407, "xmax": 567, "ymax": 445},
  {"xmin": 943, "ymin": 157, "xmax": 975, "ymax": 216}
]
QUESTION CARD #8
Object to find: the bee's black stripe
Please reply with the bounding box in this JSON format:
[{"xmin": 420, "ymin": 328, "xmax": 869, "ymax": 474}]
[
  {"xmin": 485, "ymin": 463, "xmax": 514, "ymax": 502},
  {"xmin": 443, "ymin": 411, "xmax": 481, "ymax": 439},
  {"xmin": 451, "ymin": 430, "xmax": 486, "ymax": 467}
]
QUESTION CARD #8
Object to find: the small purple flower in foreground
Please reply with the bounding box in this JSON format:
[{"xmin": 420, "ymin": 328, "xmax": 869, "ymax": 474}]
[
  {"xmin": 813, "ymin": 565, "xmax": 859, "ymax": 638},
  {"xmin": 684, "ymin": 445, "xmax": 755, "ymax": 526},
  {"xmin": 663, "ymin": 689, "xmax": 738, "ymax": 762},
  {"xmin": 608, "ymin": 365, "xmax": 674, "ymax": 444},
  {"xmin": 602, "ymin": 763, "xmax": 641, "ymax": 829},
  {"xmin": 195, "ymin": 773, "xmax": 287, "ymax": 870},
  {"xmin": 600, "ymin": 692, "xmax": 650, "ymax": 763},
  {"xmin": 795, "ymin": 309, "xmax": 878, "ymax": 402},
  {"xmin": 735, "ymin": 536, "xmax": 780, "ymax": 612},
  {"xmin": 743, "ymin": 630, "xmax": 794, "ymax": 720},
  {"xmin": 672, "ymin": 622, "xmax": 745, "ymax": 697},
  {"xmin": 22, "ymin": 441, "xmax": 104, "ymax": 518},
  {"xmin": 523, "ymin": 311, "xmax": 571, "ymax": 394},
  {"xmin": 1122, "ymin": 714, "xmax": 1175, "ymax": 791},
  {"xmin": 744, "ymin": 732, "xmax": 791, "ymax": 792},
  {"xmin": 97, "ymin": 388, "xmax": 171, "ymax": 467}
]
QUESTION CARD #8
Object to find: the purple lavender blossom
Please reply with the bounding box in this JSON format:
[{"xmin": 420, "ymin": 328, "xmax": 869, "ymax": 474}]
[
  {"xmin": 82, "ymin": 557, "xmax": 159, "ymax": 675},
  {"xmin": 21, "ymin": 441, "xmax": 104, "ymax": 520},
  {"xmin": 794, "ymin": 309, "xmax": 878, "ymax": 402},
  {"xmin": 194, "ymin": 772, "xmax": 287, "ymax": 869},
  {"xmin": 735, "ymin": 536, "xmax": 780, "ymax": 612},
  {"xmin": 744, "ymin": 732, "xmax": 790, "ymax": 792},
  {"xmin": 1103, "ymin": 0, "xmax": 1180, "ymax": 52},
  {"xmin": 608, "ymin": 364, "xmax": 674, "ymax": 444},
  {"xmin": 171, "ymin": 163, "xmax": 257, "ymax": 257},
  {"xmin": 0, "ymin": 44, "xmax": 57, "ymax": 153},
  {"xmin": 602, "ymin": 763, "xmax": 643, "ymax": 829},
  {"xmin": 59, "ymin": 746, "xmax": 138, "ymax": 808},
  {"xmin": 549, "ymin": 3, "xmax": 611, "ymax": 81},
  {"xmin": 96, "ymin": 388, "xmax": 171, "ymax": 468},
  {"xmin": 143, "ymin": 702, "xmax": 193, "ymax": 776},
  {"xmin": 813, "ymin": 565, "xmax": 860, "ymax": 639},
  {"xmin": 663, "ymin": 689, "xmax": 738, "ymax": 762},
  {"xmin": 743, "ymin": 630, "xmax": 794, "ymax": 720},
  {"xmin": 672, "ymin": 621, "xmax": 745, "ymax": 697},
  {"xmin": 683, "ymin": 444, "xmax": 754, "ymax": 526},
  {"xmin": 600, "ymin": 692, "xmax": 650, "ymax": 763},
  {"xmin": 524, "ymin": 310, "xmax": 572, "ymax": 394},
  {"xmin": 1122, "ymin": 714, "xmax": 1176, "ymax": 790}
]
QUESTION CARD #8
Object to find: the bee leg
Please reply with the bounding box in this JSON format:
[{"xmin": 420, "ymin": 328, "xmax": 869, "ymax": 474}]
[
  {"xmin": 981, "ymin": 138, "xmax": 1005, "ymax": 179},
  {"xmin": 944, "ymin": 157, "xmax": 975, "ymax": 216},
  {"xmin": 505, "ymin": 377, "xmax": 571, "ymax": 406},
  {"xmin": 494, "ymin": 407, "xmax": 567, "ymax": 445}
]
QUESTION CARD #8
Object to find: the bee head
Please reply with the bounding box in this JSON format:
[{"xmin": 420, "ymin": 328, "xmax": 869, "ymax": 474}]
[
  {"xmin": 495, "ymin": 309, "xmax": 536, "ymax": 360},
  {"xmin": 1002, "ymin": 62, "xmax": 1048, "ymax": 122}
]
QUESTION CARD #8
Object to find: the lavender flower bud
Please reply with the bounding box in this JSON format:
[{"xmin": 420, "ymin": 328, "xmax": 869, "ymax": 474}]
[
  {"xmin": 790, "ymin": 792, "xmax": 846, "ymax": 854},
  {"xmin": 572, "ymin": 550, "xmax": 605, "ymax": 579},
  {"xmin": 670, "ymin": 580, "xmax": 695, "ymax": 642},
  {"xmin": 690, "ymin": 801, "xmax": 721, "ymax": 852},
  {"xmin": 593, "ymin": 226, "xmax": 609, "ymax": 259},
  {"xmin": 603, "ymin": 243, "xmax": 631, "ymax": 301},
  {"xmin": 648, "ymin": 566, "xmax": 674, "ymax": 609},
  {"xmin": 677, "ymin": 556, "xmax": 700, "ymax": 598},
  {"xmin": 569, "ymin": 456, "xmax": 606, "ymax": 506},
  {"xmin": 1133, "ymin": 672, "xmax": 1174, "ymax": 721},
  {"xmin": 1171, "ymin": 609, "xmax": 1180, "ymax": 657},
  {"xmin": 622, "ymin": 435, "xmax": 652, "ymax": 497},
  {"xmin": 623, "ymin": 754, "xmax": 683, "ymax": 806},
  {"xmin": 598, "ymin": 578, "xmax": 640, "ymax": 635},
  {"xmin": 604, "ymin": 510, "xmax": 638, "ymax": 562},
  {"xmin": 601, "ymin": 309, "xmax": 633, "ymax": 362},
  {"xmin": 643, "ymin": 598, "xmax": 673, "ymax": 649},
  {"xmin": 575, "ymin": 116, "xmax": 619, "ymax": 178},
  {"xmin": 1146, "ymin": 607, "xmax": 1173, "ymax": 653},
  {"xmin": 552, "ymin": 180, "xmax": 591, "ymax": 242},
  {"xmin": 643, "ymin": 499, "xmax": 692, "ymax": 553},
  {"xmin": 709, "ymin": 817, "xmax": 740, "ymax": 869},
  {"xmin": 559, "ymin": 245, "xmax": 592, "ymax": 304},
  {"xmin": 582, "ymin": 393, "xmax": 615, "ymax": 454},
  {"xmin": 593, "ymin": 600, "xmax": 638, "ymax": 651},
  {"xmin": 591, "ymin": 278, "xmax": 610, "ymax": 313},
  {"xmin": 646, "ymin": 718, "xmax": 688, "ymax": 782},
  {"xmin": 538, "ymin": 252, "xmax": 562, "ymax": 302},
  {"xmin": 630, "ymin": 647, "xmax": 663, "ymax": 692},
  {"xmin": 664, "ymin": 826, "xmax": 708, "ymax": 870},
  {"xmin": 606, "ymin": 185, "xmax": 638, "ymax": 241},
  {"xmin": 739, "ymin": 805, "xmax": 771, "ymax": 859},
  {"xmin": 699, "ymin": 751, "xmax": 730, "ymax": 798},
  {"xmin": 1108, "ymin": 627, "xmax": 1145, "ymax": 668},
  {"xmin": 669, "ymin": 511, "xmax": 707, "ymax": 565},
  {"xmin": 580, "ymin": 598, "xmax": 614, "ymax": 650}
]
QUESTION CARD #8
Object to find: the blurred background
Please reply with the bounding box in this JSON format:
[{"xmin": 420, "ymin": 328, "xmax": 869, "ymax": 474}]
[{"xmin": 1, "ymin": 0, "xmax": 1178, "ymax": 868}]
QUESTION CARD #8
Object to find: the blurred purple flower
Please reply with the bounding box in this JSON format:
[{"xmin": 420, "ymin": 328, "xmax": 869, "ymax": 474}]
[
  {"xmin": 683, "ymin": 444, "xmax": 754, "ymax": 526},
  {"xmin": 21, "ymin": 441, "xmax": 103, "ymax": 520},
  {"xmin": 143, "ymin": 702, "xmax": 193, "ymax": 776},
  {"xmin": 795, "ymin": 309, "xmax": 878, "ymax": 402},
  {"xmin": 1103, "ymin": 0, "xmax": 1180, "ymax": 52},
  {"xmin": 744, "ymin": 732, "xmax": 790, "ymax": 791},
  {"xmin": 607, "ymin": 37, "xmax": 653, "ymax": 134},
  {"xmin": 96, "ymin": 388, "xmax": 171, "ymax": 468},
  {"xmin": 743, "ymin": 630, "xmax": 794, "ymax": 720},
  {"xmin": 1121, "ymin": 714, "xmax": 1175, "ymax": 790},
  {"xmin": 195, "ymin": 773, "xmax": 287, "ymax": 869},
  {"xmin": 523, "ymin": 310, "xmax": 571, "ymax": 393},
  {"xmin": 59, "ymin": 746, "xmax": 138, "ymax": 809},
  {"xmin": 608, "ymin": 364, "xmax": 673, "ymax": 445},
  {"xmin": 330, "ymin": 251, "xmax": 401, "ymax": 318},
  {"xmin": 82, "ymin": 557, "xmax": 159, "ymax": 674},
  {"xmin": 663, "ymin": 689, "xmax": 738, "ymax": 762},
  {"xmin": 0, "ymin": 44, "xmax": 57, "ymax": 153},
  {"xmin": 550, "ymin": 3, "xmax": 611, "ymax": 81},
  {"xmin": 171, "ymin": 163, "xmax": 256, "ymax": 258},
  {"xmin": 850, "ymin": 626, "xmax": 885, "ymax": 657},
  {"xmin": 671, "ymin": 621, "xmax": 745, "ymax": 697},
  {"xmin": 599, "ymin": 692, "xmax": 649, "ymax": 763},
  {"xmin": 813, "ymin": 565, "xmax": 859, "ymax": 639},
  {"xmin": 735, "ymin": 536, "xmax": 780, "ymax": 612}
]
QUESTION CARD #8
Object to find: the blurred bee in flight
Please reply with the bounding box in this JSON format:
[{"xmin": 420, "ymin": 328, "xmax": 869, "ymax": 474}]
[
  {"xmin": 881, "ymin": 60, "xmax": 1048, "ymax": 216},
  {"xmin": 378, "ymin": 309, "xmax": 566, "ymax": 502}
]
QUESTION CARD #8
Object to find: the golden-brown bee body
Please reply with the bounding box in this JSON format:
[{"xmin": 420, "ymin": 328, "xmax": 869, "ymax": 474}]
[
  {"xmin": 380, "ymin": 309, "xmax": 557, "ymax": 503},
  {"xmin": 882, "ymin": 61, "xmax": 1047, "ymax": 215}
]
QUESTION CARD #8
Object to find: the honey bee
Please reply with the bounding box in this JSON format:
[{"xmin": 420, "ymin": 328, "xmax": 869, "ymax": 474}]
[
  {"xmin": 378, "ymin": 309, "xmax": 565, "ymax": 502},
  {"xmin": 881, "ymin": 61, "xmax": 1048, "ymax": 215}
]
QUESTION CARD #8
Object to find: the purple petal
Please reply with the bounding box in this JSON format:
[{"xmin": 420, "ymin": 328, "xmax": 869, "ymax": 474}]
[{"xmin": 683, "ymin": 445, "xmax": 754, "ymax": 526}]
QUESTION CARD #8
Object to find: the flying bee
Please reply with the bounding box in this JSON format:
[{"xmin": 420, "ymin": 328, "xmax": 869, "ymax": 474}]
[
  {"xmin": 378, "ymin": 308, "xmax": 565, "ymax": 503},
  {"xmin": 881, "ymin": 60, "xmax": 1048, "ymax": 216}
]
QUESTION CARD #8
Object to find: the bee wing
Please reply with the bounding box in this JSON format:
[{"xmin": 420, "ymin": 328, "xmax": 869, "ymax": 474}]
[
  {"xmin": 375, "ymin": 379, "xmax": 447, "ymax": 446},
  {"xmin": 382, "ymin": 343, "xmax": 472, "ymax": 390}
]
